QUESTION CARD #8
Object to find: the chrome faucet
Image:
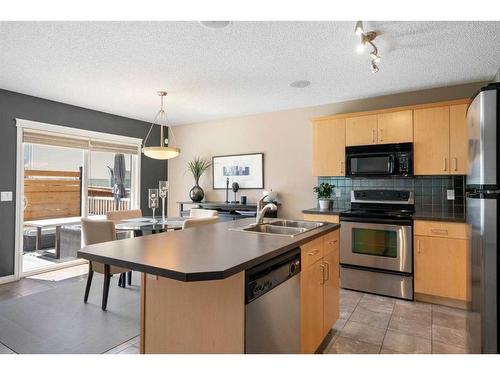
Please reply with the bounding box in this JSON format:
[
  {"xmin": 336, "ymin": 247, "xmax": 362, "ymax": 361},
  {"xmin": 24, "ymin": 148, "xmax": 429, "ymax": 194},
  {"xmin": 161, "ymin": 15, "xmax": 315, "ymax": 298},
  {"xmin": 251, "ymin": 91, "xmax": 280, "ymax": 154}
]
[{"xmin": 256, "ymin": 195, "xmax": 277, "ymax": 225}]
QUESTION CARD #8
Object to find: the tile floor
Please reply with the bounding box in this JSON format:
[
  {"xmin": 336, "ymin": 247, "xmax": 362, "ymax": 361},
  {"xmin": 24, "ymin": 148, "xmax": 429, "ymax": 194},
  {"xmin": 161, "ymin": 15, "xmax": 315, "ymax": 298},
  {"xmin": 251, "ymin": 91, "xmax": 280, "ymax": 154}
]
[
  {"xmin": 323, "ymin": 289, "xmax": 472, "ymax": 354},
  {"xmin": 0, "ymin": 266, "xmax": 473, "ymax": 355}
]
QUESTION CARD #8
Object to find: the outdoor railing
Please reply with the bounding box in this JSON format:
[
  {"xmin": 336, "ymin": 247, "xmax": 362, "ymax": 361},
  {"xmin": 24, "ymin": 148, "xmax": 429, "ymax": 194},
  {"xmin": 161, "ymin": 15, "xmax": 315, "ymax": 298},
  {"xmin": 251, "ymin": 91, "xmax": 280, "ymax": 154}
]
[{"xmin": 88, "ymin": 196, "xmax": 130, "ymax": 215}]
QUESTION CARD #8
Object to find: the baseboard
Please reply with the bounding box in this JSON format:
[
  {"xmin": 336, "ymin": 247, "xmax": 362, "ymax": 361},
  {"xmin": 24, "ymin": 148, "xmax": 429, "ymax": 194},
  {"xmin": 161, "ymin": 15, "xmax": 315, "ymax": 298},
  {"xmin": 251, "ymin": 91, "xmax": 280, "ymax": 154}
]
[
  {"xmin": 0, "ymin": 274, "xmax": 17, "ymax": 285},
  {"xmin": 415, "ymin": 292, "xmax": 471, "ymax": 310}
]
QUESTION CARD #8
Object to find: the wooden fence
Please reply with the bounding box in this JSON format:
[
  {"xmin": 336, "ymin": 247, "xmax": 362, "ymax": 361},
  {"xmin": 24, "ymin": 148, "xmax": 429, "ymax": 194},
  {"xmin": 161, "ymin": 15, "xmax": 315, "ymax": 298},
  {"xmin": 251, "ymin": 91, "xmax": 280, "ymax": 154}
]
[
  {"xmin": 24, "ymin": 169, "xmax": 131, "ymax": 220},
  {"xmin": 24, "ymin": 170, "xmax": 81, "ymax": 220}
]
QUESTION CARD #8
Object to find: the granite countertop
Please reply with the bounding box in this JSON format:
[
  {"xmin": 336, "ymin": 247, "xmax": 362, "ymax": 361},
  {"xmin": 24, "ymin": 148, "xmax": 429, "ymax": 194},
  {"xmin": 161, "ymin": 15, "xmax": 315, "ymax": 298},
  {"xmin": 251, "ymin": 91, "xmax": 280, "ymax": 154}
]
[
  {"xmin": 77, "ymin": 218, "xmax": 340, "ymax": 282},
  {"xmin": 412, "ymin": 211, "xmax": 466, "ymax": 223},
  {"xmin": 302, "ymin": 208, "xmax": 346, "ymax": 215}
]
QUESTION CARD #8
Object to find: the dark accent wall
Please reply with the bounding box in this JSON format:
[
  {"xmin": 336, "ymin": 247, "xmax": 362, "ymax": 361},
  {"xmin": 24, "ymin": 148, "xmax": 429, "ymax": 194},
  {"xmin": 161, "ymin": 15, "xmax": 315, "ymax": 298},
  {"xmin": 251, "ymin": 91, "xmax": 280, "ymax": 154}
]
[
  {"xmin": 318, "ymin": 176, "xmax": 466, "ymax": 216},
  {"xmin": 0, "ymin": 89, "xmax": 167, "ymax": 277}
]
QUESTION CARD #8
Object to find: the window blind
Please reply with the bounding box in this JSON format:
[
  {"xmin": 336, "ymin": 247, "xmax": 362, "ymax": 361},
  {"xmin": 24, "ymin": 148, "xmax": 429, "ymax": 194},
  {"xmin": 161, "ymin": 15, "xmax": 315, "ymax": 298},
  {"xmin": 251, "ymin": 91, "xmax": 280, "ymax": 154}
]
[{"xmin": 23, "ymin": 128, "xmax": 140, "ymax": 154}]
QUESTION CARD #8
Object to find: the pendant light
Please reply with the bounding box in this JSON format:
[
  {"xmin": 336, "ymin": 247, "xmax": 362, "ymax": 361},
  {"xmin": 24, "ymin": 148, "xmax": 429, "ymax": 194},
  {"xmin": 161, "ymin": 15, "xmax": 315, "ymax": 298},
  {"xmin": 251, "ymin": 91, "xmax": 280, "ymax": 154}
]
[{"xmin": 142, "ymin": 91, "xmax": 180, "ymax": 160}]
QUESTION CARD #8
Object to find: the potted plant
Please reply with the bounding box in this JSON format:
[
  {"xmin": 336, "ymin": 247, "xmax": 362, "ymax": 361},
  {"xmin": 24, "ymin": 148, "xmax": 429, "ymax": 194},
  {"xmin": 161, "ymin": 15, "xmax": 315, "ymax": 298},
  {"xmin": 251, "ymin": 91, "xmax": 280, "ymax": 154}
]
[
  {"xmin": 313, "ymin": 182, "xmax": 335, "ymax": 210},
  {"xmin": 186, "ymin": 157, "xmax": 211, "ymax": 202}
]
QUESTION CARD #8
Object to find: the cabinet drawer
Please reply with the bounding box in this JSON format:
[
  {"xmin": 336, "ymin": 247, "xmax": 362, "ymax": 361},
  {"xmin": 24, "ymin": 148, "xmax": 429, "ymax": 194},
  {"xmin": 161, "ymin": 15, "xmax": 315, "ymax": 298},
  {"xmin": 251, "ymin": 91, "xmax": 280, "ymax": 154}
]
[
  {"xmin": 323, "ymin": 230, "xmax": 339, "ymax": 255},
  {"xmin": 303, "ymin": 214, "xmax": 339, "ymax": 224},
  {"xmin": 414, "ymin": 220, "xmax": 470, "ymax": 239},
  {"xmin": 301, "ymin": 237, "xmax": 324, "ymax": 269}
]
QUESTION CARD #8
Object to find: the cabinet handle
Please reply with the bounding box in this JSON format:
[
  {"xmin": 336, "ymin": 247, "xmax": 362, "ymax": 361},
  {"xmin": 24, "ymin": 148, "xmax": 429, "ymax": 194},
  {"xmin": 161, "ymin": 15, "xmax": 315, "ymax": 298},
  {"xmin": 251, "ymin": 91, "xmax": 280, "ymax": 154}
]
[
  {"xmin": 417, "ymin": 239, "xmax": 421, "ymax": 254},
  {"xmin": 324, "ymin": 261, "xmax": 330, "ymax": 281},
  {"xmin": 307, "ymin": 249, "xmax": 320, "ymax": 257},
  {"xmin": 320, "ymin": 263, "xmax": 326, "ymax": 285},
  {"xmin": 340, "ymin": 161, "xmax": 344, "ymax": 174},
  {"xmin": 379, "ymin": 129, "xmax": 383, "ymax": 142},
  {"xmin": 444, "ymin": 158, "xmax": 448, "ymax": 172},
  {"xmin": 328, "ymin": 239, "xmax": 338, "ymax": 245},
  {"xmin": 372, "ymin": 129, "xmax": 376, "ymax": 143},
  {"xmin": 453, "ymin": 157, "xmax": 458, "ymax": 171},
  {"xmin": 431, "ymin": 228, "xmax": 448, "ymax": 235}
]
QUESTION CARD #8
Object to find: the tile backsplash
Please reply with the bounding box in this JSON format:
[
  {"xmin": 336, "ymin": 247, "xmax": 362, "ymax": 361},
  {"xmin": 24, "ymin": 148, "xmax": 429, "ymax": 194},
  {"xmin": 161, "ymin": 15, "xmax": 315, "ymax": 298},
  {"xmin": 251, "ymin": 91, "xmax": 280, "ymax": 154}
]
[{"xmin": 318, "ymin": 176, "xmax": 465, "ymax": 215}]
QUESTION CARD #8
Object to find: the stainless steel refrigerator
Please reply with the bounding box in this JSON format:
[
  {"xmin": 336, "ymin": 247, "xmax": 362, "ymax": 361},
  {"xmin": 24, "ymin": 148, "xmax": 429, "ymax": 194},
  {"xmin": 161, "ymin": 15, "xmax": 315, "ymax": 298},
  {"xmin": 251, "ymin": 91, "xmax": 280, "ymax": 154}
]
[{"xmin": 466, "ymin": 82, "xmax": 500, "ymax": 353}]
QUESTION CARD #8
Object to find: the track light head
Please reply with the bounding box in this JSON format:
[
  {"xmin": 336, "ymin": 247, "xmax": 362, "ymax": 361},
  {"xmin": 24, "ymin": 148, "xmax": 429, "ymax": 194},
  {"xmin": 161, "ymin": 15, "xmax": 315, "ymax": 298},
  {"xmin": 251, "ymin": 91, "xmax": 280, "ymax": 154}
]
[
  {"xmin": 371, "ymin": 61, "xmax": 379, "ymax": 74},
  {"xmin": 354, "ymin": 21, "xmax": 364, "ymax": 36}
]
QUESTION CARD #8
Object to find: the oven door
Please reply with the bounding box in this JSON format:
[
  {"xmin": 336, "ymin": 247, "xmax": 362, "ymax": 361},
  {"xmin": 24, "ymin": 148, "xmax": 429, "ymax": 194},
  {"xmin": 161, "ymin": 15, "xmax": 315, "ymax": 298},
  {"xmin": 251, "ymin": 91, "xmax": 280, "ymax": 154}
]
[
  {"xmin": 346, "ymin": 152, "xmax": 395, "ymax": 177},
  {"xmin": 340, "ymin": 220, "xmax": 412, "ymax": 273}
]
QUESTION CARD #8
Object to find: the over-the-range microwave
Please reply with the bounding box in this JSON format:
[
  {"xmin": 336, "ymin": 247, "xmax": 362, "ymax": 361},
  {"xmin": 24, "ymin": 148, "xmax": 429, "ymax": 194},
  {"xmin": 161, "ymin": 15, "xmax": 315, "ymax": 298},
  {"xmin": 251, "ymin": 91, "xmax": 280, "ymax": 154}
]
[{"xmin": 345, "ymin": 142, "xmax": 413, "ymax": 177}]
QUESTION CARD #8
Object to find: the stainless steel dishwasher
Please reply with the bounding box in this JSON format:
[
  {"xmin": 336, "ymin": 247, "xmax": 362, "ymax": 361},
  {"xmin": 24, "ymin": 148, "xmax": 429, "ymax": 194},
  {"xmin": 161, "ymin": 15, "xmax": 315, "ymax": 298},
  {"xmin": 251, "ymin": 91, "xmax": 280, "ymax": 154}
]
[{"xmin": 245, "ymin": 248, "xmax": 301, "ymax": 353}]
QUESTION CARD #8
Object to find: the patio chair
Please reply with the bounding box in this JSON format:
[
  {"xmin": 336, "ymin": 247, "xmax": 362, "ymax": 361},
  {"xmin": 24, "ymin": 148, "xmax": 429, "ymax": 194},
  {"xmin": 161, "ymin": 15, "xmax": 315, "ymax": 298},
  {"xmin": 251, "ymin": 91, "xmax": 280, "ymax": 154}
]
[{"xmin": 81, "ymin": 218, "xmax": 131, "ymax": 310}]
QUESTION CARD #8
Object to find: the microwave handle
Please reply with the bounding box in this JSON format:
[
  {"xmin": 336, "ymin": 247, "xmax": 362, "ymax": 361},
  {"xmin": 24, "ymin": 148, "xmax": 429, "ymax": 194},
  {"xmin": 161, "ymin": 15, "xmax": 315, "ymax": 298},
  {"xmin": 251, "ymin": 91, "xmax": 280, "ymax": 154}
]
[{"xmin": 388, "ymin": 155, "xmax": 396, "ymax": 174}]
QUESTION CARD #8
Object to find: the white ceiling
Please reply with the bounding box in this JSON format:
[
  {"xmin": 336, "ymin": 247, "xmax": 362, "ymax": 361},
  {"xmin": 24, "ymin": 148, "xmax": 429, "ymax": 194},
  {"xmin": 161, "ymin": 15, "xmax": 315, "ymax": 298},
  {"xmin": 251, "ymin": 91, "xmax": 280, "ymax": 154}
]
[{"xmin": 0, "ymin": 21, "xmax": 499, "ymax": 126}]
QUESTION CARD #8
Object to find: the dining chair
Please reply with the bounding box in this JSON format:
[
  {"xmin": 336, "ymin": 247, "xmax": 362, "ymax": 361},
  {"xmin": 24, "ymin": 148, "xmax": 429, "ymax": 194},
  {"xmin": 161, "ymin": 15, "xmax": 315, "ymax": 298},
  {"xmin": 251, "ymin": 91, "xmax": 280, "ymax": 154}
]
[
  {"xmin": 106, "ymin": 209, "xmax": 142, "ymax": 287},
  {"xmin": 182, "ymin": 216, "xmax": 219, "ymax": 229},
  {"xmin": 81, "ymin": 218, "xmax": 131, "ymax": 310},
  {"xmin": 189, "ymin": 208, "xmax": 218, "ymax": 218}
]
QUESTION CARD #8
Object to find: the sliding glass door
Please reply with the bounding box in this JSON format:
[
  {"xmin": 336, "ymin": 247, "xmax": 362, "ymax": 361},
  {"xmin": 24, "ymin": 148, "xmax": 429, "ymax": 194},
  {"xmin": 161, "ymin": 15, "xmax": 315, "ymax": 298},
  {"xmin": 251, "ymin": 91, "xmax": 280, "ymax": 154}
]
[{"xmin": 17, "ymin": 120, "xmax": 141, "ymax": 277}]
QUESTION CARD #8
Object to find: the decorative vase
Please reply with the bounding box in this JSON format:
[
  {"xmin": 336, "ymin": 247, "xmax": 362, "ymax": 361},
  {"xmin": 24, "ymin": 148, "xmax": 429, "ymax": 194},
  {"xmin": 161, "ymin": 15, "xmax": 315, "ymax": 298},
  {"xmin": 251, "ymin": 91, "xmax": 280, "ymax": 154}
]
[
  {"xmin": 318, "ymin": 198, "xmax": 330, "ymax": 211},
  {"xmin": 189, "ymin": 183, "xmax": 204, "ymax": 202}
]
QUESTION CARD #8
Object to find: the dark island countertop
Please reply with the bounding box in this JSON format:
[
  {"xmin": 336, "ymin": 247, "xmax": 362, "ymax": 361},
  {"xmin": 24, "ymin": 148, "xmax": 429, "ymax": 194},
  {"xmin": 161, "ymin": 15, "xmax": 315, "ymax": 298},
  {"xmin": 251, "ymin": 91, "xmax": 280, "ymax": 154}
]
[
  {"xmin": 302, "ymin": 208, "xmax": 346, "ymax": 216},
  {"xmin": 77, "ymin": 218, "xmax": 340, "ymax": 282}
]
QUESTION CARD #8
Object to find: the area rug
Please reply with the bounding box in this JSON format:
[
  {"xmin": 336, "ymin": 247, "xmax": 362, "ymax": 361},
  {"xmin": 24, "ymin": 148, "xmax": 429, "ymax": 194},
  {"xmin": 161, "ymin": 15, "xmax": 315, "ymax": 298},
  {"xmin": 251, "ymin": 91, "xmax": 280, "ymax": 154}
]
[{"xmin": 0, "ymin": 274, "xmax": 140, "ymax": 353}]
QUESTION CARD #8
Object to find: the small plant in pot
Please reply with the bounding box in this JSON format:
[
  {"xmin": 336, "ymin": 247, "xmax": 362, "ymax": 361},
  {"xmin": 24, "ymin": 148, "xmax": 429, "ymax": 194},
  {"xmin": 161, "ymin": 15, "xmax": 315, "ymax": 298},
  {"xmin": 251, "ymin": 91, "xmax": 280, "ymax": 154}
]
[
  {"xmin": 186, "ymin": 157, "xmax": 211, "ymax": 202},
  {"xmin": 313, "ymin": 183, "xmax": 335, "ymax": 210}
]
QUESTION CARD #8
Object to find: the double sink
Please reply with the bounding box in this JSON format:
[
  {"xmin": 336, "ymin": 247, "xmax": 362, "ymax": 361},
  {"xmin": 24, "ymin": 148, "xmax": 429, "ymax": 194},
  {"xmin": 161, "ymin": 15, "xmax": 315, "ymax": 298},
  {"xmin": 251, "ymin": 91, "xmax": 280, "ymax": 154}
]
[{"xmin": 231, "ymin": 219, "xmax": 324, "ymax": 237}]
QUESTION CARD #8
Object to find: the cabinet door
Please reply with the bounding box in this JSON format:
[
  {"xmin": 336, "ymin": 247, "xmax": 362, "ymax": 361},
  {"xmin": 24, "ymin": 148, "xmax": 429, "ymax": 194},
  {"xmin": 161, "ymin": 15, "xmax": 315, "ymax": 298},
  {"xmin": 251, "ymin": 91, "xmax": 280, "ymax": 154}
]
[
  {"xmin": 414, "ymin": 235, "xmax": 470, "ymax": 301},
  {"xmin": 414, "ymin": 106, "xmax": 450, "ymax": 175},
  {"xmin": 300, "ymin": 260, "xmax": 324, "ymax": 353},
  {"xmin": 449, "ymin": 104, "xmax": 468, "ymax": 175},
  {"xmin": 377, "ymin": 110, "xmax": 413, "ymax": 144},
  {"xmin": 312, "ymin": 118, "xmax": 346, "ymax": 176},
  {"xmin": 345, "ymin": 115, "xmax": 377, "ymax": 146},
  {"xmin": 322, "ymin": 249, "xmax": 339, "ymax": 336}
]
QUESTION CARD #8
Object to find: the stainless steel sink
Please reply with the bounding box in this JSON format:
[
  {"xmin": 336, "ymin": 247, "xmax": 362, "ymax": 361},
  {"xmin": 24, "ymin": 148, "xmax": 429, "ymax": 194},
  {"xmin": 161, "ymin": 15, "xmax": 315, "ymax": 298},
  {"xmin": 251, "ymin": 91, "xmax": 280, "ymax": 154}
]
[
  {"xmin": 266, "ymin": 220, "xmax": 324, "ymax": 230},
  {"xmin": 230, "ymin": 219, "xmax": 324, "ymax": 237}
]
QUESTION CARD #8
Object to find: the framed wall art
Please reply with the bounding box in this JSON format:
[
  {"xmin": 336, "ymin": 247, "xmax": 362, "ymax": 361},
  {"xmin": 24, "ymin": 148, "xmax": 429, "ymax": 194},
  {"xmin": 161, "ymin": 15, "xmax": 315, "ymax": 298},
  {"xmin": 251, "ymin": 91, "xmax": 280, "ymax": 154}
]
[{"xmin": 212, "ymin": 153, "xmax": 264, "ymax": 189}]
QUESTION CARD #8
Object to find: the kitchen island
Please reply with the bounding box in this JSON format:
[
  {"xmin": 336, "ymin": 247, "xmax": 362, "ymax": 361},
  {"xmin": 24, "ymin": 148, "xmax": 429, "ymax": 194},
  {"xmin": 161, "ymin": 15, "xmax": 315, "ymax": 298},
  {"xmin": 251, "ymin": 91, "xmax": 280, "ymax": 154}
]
[{"xmin": 78, "ymin": 218, "xmax": 340, "ymax": 354}]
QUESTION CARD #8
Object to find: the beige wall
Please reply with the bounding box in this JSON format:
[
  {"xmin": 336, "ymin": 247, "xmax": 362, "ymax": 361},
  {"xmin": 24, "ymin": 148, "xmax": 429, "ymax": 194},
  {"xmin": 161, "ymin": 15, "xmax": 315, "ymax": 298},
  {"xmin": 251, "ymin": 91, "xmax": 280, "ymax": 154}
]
[{"xmin": 168, "ymin": 81, "xmax": 486, "ymax": 218}]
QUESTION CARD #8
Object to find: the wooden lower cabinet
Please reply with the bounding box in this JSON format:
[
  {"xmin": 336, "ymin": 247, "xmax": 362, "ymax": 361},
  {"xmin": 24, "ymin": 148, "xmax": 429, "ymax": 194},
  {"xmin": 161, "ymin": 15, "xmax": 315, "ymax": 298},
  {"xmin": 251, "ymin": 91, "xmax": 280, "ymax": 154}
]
[
  {"xmin": 322, "ymin": 250, "xmax": 339, "ymax": 336},
  {"xmin": 300, "ymin": 229, "xmax": 340, "ymax": 353},
  {"xmin": 300, "ymin": 260, "xmax": 325, "ymax": 354},
  {"xmin": 414, "ymin": 235, "xmax": 471, "ymax": 302},
  {"xmin": 303, "ymin": 213, "xmax": 339, "ymax": 223}
]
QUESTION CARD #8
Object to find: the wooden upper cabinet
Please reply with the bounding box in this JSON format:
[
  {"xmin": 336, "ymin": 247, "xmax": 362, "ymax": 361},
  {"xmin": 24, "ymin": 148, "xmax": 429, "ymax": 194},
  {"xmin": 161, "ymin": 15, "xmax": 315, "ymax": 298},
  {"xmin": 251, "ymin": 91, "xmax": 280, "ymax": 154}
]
[
  {"xmin": 377, "ymin": 110, "xmax": 413, "ymax": 144},
  {"xmin": 414, "ymin": 106, "xmax": 450, "ymax": 175},
  {"xmin": 311, "ymin": 118, "xmax": 345, "ymax": 176},
  {"xmin": 345, "ymin": 115, "xmax": 377, "ymax": 146},
  {"xmin": 449, "ymin": 104, "xmax": 468, "ymax": 175}
]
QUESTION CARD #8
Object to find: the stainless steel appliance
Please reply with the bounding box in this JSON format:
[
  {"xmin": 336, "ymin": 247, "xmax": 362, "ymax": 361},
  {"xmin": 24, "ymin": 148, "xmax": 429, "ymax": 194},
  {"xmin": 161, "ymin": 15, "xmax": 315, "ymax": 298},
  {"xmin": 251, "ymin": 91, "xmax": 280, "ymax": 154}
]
[
  {"xmin": 245, "ymin": 248, "xmax": 301, "ymax": 353},
  {"xmin": 466, "ymin": 82, "xmax": 500, "ymax": 354},
  {"xmin": 345, "ymin": 143, "xmax": 413, "ymax": 177},
  {"xmin": 340, "ymin": 190, "xmax": 414, "ymax": 300}
]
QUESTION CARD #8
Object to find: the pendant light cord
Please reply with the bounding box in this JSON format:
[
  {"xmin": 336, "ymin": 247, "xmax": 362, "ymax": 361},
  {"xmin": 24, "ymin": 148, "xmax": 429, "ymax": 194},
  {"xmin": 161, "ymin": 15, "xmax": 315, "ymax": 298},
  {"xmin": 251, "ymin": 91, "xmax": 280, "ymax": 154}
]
[{"xmin": 142, "ymin": 93, "xmax": 178, "ymax": 148}]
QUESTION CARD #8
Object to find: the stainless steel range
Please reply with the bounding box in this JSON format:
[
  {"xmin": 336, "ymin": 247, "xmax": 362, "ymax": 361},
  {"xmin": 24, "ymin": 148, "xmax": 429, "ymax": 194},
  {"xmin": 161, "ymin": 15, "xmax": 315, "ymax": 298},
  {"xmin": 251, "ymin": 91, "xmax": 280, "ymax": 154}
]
[{"xmin": 340, "ymin": 189, "xmax": 414, "ymax": 300}]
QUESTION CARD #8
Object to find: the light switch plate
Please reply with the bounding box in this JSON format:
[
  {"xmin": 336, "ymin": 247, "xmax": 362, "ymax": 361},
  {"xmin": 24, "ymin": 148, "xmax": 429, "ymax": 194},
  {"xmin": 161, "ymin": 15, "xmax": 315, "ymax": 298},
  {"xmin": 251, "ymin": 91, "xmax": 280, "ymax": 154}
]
[
  {"xmin": 334, "ymin": 188, "xmax": 341, "ymax": 197},
  {"xmin": 1, "ymin": 191, "xmax": 13, "ymax": 201},
  {"xmin": 447, "ymin": 189, "xmax": 455, "ymax": 200}
]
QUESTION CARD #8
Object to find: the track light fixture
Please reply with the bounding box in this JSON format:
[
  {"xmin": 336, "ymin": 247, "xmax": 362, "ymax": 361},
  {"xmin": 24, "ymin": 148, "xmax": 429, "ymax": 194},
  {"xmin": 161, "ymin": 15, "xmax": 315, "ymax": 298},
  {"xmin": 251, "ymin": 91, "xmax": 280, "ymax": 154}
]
[{"xmin": 355, "ymin": 21, "xmax": 381, "ymax": 73}]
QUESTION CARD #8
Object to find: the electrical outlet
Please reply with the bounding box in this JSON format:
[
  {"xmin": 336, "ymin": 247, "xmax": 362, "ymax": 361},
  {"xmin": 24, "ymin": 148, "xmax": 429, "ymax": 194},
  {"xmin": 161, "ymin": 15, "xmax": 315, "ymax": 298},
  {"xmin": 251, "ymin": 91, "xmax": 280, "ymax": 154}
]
[
  {"xmin": 1, "ymin": 191, "xmax": 13, "ymax": 201},
  {"xmin": 447, "ymin": 189, "xmax": 455, "ymax": 200},
  {"xmin": 334, "ymin": 188, "xmax": 342, "ymax": 198}
]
